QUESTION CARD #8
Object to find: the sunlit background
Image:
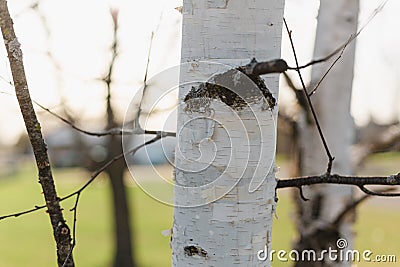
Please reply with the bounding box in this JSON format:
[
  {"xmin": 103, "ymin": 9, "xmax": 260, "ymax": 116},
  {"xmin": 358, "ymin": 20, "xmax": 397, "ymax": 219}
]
[
  {"xmin": 0, "ymin": 0, "xmax": 400, "ymax": 145},
  {"xmin": 0, "ymin": 0, "xmax": 399, "ymax": 266}
]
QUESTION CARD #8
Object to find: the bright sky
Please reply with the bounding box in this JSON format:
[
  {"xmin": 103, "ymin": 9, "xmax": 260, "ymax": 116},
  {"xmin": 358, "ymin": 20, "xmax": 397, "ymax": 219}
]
[{"xmin": 0, "ymin": 0, "xmax": 399, "ymax": 145}]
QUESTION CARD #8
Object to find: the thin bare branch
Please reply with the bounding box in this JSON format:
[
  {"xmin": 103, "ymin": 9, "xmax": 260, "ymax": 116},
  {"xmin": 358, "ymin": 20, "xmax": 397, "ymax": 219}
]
[
  {"xmin": 1, "ymin": 90, "xmax": 176, "ymax": 137},
  {"xmin": 134, "ymin": 31, "xmax": 155, "ymax": 130},
  {"xmin": 355, "ymin": 123, "xmax": 400, "ymax": 165},
  {"xmin": 143, "ymin": 32, "xmax": 153, "ymax": 88},
  {"xmin": 297, "ymin": 186, "xmax": 309, "ymax": 201},
  {"xmin": 0, "ymin": 73, "xmax": 13, "ymax": 86},
  {"xmin": 62, "ymin": 192, "xmax": 80, "ymax": 267},
  {"xmin": 32, "ymin": 97, "xmax": 176, "ymax": 137},
  {"xmin": 333, "ymin": 187, "xmax": 396, "ymax": 226},
  {"xmin": 0, "ymin": 133, "xmax": 164, "ymax": 221},
  {"xmin": 308, "ymin": 36, "xmax": 352, "ymax": 97},
  {"xmin": 358, "ymin": 185, "xmax": 400, "ymax": 197},
  {"xmin": 0, "ymin": 1, "xmax": 74, "ymax": 265},
  {"xmin": 277, "ymin": 173, "xmax": 400, "ymax": 192},
  {"xmin": 283, "ymin": 17, "xmax": 335, "ymax": 174},
  {"xmin": 290, "ymin": 0, "xmax": 389, "ymax": 71}
]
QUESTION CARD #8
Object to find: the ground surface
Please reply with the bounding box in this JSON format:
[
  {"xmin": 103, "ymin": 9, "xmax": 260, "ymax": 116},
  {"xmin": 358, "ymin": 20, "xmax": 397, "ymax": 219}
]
[{"xmin": 0, "ymin": 153, "xmax": 399, "ymax": 266}]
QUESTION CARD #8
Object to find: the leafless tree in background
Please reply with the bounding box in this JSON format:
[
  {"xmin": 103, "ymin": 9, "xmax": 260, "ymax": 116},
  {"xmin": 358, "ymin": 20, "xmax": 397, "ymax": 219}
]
[{"xmin": 1, "ymin": 0, "xmax": 400, "ymax": 266}]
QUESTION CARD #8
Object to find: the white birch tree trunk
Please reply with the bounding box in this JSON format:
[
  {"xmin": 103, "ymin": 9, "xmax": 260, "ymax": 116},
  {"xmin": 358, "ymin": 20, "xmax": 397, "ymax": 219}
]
[
  {"xmin": 172, "ymin": 0, "xmax": 284, "ymax": 266},
  {"xmin": 294, "ymin": 1, "xmax": 359, "ymax": 266}
]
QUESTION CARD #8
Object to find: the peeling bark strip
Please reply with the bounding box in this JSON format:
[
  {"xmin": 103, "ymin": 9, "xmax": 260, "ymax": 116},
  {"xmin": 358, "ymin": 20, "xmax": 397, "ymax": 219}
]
[
  {"xmin": 0, "ymin": 1, "xmax": 74, "ymax": 266},
  {"xmin": 184, "ymin": 60, "xmax": 276, "ymax": 111}
]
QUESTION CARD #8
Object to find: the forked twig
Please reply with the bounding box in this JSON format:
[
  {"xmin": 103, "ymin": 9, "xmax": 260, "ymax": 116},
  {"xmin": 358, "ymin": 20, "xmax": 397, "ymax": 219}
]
[
  {"xmin": 0, "ymin": 133, "xmax": 165, "ymax": 221},
  {"xmin": 308, "ymin": 35, "xmax": 352, "ymax": 97},
  {"xmin": 283, "ymin": 18, "xmax": 335, "ymax": 174}
]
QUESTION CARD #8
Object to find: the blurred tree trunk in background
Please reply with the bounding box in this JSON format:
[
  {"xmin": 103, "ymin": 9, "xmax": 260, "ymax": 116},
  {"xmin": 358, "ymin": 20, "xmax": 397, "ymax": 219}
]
[
  {"xmin": 103, "ymin": 9, "xmax": 135, "ymax": 267},
  {"xmin": 105, "ymin": 137, "xmax": 134, "ymax": 267},
  {"xmin": 105, "ymin": 95, "xmax": 135, "ymax": 267},
  {"xmin": 292, "ymin": 1, "xmax": 359, "ymax": 266}
]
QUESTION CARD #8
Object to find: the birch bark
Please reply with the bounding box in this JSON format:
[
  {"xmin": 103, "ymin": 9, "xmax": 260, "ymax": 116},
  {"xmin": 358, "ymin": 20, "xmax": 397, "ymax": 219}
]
[
  {"xmin": 172, "ymin": 0, "xmax": 285, "ymax": 266},
  {"xmin": 293, "ymin": 1, "xmax": 359, "ymax": 266}
]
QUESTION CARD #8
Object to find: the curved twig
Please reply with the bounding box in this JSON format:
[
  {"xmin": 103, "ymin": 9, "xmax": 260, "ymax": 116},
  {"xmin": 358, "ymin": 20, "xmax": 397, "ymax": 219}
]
[
  {"xmin": 283, "ymin": 18, "xmax": 335, "ymax": 174},
  {"xmin": 0, "ymin": 134, "xmax": 164, "ymax": 221}
]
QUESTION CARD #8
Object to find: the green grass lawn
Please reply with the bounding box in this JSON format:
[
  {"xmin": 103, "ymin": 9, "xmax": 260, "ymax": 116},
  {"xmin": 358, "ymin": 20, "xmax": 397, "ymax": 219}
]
[{"xmin": 0, "ymin": 157, "xmax": 399, "ymax": 266}]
